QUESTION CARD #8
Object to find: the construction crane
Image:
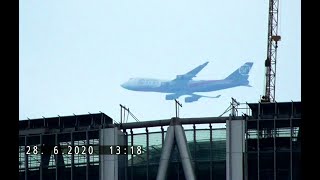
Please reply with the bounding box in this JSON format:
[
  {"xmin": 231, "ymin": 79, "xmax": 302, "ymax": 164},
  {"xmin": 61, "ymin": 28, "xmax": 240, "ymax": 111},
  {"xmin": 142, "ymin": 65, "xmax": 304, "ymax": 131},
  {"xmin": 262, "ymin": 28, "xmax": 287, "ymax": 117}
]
[{"xmin": 261, "ymin": 0, "xmax": 281, "ymax": 102}]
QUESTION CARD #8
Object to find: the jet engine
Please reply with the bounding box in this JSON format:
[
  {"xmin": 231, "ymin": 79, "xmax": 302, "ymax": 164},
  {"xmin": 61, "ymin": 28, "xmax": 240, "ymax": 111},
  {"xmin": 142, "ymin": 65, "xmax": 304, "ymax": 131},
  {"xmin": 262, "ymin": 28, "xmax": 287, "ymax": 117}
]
[
  {"xmin": 185, "ymin": 95, "xmax": 201, "ymax": 103},
  {"xmin": 165, "ymin": 94, "xmax": 181, "ymax": 100}
]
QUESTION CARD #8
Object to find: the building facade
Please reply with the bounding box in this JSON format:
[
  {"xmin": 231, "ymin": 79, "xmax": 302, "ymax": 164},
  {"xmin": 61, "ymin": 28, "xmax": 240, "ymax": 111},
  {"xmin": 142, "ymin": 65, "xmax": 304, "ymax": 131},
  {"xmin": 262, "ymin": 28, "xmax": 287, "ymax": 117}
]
[{"xmin": 19, "ymin": 101, "xmax": 301, "ymax": 180}]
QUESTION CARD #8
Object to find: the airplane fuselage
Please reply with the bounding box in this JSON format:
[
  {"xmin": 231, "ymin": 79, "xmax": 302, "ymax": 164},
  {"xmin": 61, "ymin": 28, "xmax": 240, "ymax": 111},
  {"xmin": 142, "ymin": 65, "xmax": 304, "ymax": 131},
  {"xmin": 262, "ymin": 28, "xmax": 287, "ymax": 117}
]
[{"xmin": 121, "ymin": 78, "xmax": 249, "ymax": 94}]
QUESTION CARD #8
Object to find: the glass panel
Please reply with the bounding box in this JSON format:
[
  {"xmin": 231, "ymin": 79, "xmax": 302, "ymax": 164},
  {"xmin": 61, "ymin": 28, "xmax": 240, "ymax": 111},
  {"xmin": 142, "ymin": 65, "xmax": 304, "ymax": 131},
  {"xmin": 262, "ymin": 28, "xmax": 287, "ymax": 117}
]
[
  {"xmin": 292, "ymin": 152, "xmax": 301, "ymax": 180},
  {"xmin": 19, "ymin": 136, "xmax": 25, "ymax": 172},
  {"xmin": 132, "ymin": 133, "xmax": 147, "ymax": 167},
  {"xmin": 259, "ymin": 152, "xmax": 274, "ymax": 180},
  {"xmin": 148, "ymin": 132, "xmax": 162, "ymax": 165},
  {"xmin": 58, "ymin": 133, "xmax": 72, "ymax": 168},
  {"xmin": 197, "ymin": 162, "xmax": 210, "ymax": 179},
  {"xmin": 42, "ymin": 134, "xmax": 56, "ymax": 180},
  {"xmin": 212, "ymin": 129, "xmax": 226, "ymax": 162},
  {"xmin": 196, "ymin": 129, "xmax": 210, "ymax": 161},
  {"xmin": 276, "ymin": 152, "xmax": 290, "ymax": 179},
  {"xmin": 88, "ymin": 130, "xmax": 99, "ymax": 165},
  {"xmin": 247, "ymin": 152, "xmax": 258, "ymax": 180},
  {"xmin": 73, "ymin": 131, "xmax": 87, "ymax": 180}
]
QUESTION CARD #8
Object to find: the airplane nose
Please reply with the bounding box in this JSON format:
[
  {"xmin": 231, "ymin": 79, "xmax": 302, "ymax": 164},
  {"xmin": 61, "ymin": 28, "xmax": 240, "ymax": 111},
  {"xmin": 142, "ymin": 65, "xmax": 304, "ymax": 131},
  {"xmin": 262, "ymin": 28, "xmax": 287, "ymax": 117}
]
[{"xmin": 121, "ymin": 83, "xmax": 127, "ymax": 89}]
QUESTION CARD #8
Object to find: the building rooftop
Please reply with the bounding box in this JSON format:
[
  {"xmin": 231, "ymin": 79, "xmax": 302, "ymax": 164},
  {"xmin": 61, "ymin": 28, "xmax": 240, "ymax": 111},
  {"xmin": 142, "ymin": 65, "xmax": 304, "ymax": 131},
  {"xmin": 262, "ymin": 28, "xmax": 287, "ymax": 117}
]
[{"xmin": 19, "ymin": 113, "xmax": 113, "ymax": 131}]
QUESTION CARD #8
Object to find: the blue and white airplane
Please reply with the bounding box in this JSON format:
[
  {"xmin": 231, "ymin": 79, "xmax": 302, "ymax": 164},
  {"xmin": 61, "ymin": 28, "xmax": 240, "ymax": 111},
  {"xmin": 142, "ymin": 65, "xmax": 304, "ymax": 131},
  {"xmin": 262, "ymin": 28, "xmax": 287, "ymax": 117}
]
[{"xmin": 121, "ymin": 62, "xmax": 253, "ymax": 103}]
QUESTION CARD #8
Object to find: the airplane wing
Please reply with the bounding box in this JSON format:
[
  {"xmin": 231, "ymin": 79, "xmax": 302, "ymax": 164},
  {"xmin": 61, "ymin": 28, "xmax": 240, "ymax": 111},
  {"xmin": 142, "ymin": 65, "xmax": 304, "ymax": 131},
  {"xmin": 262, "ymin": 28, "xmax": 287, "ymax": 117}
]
[{"xmin": 172, "ymin": 61, "xmax": 209, "ymax": 82}]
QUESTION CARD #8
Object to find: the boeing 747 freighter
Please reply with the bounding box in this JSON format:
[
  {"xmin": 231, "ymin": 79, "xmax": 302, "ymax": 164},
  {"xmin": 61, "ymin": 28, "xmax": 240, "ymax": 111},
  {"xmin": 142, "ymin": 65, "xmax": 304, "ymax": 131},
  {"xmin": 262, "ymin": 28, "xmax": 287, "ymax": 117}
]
[{"xmin": 121, "ymin": 62, "xmax": 253, "ymax": 102}]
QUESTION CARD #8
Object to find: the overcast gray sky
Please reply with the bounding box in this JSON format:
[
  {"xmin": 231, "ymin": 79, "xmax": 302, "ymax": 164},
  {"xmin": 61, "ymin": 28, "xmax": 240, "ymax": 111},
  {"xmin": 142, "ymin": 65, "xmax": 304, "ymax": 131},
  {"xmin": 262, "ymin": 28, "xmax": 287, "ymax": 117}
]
[{"xmin": 19, "ymin": 0, "xmax": 300, "ymax": 123}]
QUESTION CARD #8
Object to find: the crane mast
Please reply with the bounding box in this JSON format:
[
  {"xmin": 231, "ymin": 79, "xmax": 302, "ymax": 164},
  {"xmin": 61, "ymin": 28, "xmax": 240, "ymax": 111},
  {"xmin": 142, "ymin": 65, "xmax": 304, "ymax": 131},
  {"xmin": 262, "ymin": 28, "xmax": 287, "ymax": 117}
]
[{"xmin": 261, "ymin": 0, "xmax": 281, "ymax": 102}]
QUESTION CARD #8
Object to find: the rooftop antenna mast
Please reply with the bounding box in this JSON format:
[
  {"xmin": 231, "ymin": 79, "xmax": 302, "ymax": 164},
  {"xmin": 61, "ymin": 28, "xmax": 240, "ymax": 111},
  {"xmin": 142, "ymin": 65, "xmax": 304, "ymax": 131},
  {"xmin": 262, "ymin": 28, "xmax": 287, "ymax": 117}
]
[
  {"xmin": 261, "ymin": 0, "xmax": 281, "ymax": 102},
  {"xmin": 120, "ymin": 104, "xmax": 140, "ymax": 123},
  {"xmin": 175, "ymin": 99, "xmax": 182, "ymax": 118},
  {"xmin": 231, "ymin": 97, "xmax": 240, "ymax": 117},
  {"xmin": 120, "ymin": 104, "xmax": 127, "ymax": 124}
]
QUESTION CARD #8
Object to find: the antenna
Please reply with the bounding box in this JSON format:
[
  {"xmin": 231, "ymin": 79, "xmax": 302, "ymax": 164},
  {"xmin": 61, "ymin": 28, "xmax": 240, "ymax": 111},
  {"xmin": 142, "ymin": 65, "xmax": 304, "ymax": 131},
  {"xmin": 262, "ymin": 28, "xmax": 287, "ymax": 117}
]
[
  {"xmin": 120, "ymin": 104, "xmax": 126, "ymax": 124},
  {"xmin": 120, "ymin": 104, "xmax": 140, "ymax": 123},
  {"xmin": 175, "ymin": 99, "xmax": 182, "ymax": 118},
  {"xmin": 231, "ymin": 97, "xmax": 240, "ymax": 116}
]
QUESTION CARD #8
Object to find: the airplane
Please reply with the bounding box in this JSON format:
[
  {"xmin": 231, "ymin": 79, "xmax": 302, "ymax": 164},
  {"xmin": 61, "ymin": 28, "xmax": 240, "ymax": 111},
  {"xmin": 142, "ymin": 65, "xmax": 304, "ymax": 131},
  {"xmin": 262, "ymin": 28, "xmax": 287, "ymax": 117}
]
[{"xmin": 121, "ymin": 61, "xmax": 253, "ymax": 103}]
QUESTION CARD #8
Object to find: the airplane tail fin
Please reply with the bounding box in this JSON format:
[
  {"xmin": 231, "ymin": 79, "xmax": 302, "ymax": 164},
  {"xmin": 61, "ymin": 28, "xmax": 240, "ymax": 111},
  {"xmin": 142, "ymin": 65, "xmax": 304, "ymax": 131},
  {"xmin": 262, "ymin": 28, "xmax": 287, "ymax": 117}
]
[{"xmin": 224, "ymin": 62, "xmax": 253, "ymax": 81}]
